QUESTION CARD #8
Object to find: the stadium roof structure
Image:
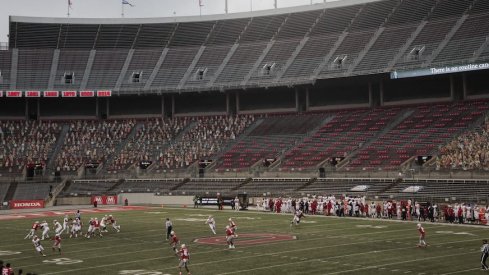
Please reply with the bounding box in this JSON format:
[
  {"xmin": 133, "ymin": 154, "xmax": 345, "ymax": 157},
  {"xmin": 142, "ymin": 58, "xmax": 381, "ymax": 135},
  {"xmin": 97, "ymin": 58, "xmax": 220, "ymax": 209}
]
[{"xmin": 2, "ymin": 0, "xmax": 489, "ymax": 94}]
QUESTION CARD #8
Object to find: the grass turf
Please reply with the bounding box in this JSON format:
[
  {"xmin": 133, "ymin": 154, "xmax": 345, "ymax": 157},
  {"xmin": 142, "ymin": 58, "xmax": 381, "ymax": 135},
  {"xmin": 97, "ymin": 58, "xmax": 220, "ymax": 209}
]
[{"xmin": 0, "ymin": 207, "xmax": 486, "ymax": 275}]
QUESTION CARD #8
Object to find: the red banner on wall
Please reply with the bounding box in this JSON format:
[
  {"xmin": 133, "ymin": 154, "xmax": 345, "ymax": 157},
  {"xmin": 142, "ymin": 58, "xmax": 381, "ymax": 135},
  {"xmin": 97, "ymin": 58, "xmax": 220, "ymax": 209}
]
[
  {"xmin": 10, "ymin": 200, "xmax": 45, "ymax": 209},
  {"xmin": 91, "ymin": 195, "xmax": 118, "ymax": 205}
]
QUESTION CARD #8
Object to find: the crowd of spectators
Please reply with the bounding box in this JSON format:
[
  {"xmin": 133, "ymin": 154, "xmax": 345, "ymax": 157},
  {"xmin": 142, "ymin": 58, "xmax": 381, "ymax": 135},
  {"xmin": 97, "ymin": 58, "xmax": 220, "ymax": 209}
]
[
  {"xmin": 0, "ymin": 121, "xmax": 60, "ymax": 174},
  {"xmin": 156, "ymin": 115, "xmax": 255, "ymax": 169},
  {"xmin": 435, "ymin": 117, "xmax": 489, "ymax": 170},
  {"xmin": 108, "ymin": 117, "xmax": 189, "ymax": 171},
  {"xmin": 55, "ymin": 120, "xmax": 136, "ymax": 172}
]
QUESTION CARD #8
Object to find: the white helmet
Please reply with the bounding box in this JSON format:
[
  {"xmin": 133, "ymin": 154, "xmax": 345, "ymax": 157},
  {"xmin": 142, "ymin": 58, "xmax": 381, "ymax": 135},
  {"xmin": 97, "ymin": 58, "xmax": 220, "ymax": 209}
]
[
  {"xmin": 417, "ymin": 223, "xmax": 421, "ymax": 228},
  {"xmin": 171, "ymin": 231, "xmax": 175, "ymax": 235},
  {"xmin": 181, "ymin": 244, "xmax": 186, "ymax": 248},
  {"xmin": 228, "ymin": 218, "xmax": 232, "ymax": 221},
  {"xmin": 226, "ymin": 225, "xmax": 230, "ymax": 229}
]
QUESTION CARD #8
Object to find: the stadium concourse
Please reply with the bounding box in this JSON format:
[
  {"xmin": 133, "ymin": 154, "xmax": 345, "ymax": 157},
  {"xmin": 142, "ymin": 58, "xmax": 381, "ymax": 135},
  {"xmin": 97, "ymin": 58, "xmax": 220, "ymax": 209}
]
[{"xmin": 2, "ymin": 0, "xmax": 489, "ymax": 273}]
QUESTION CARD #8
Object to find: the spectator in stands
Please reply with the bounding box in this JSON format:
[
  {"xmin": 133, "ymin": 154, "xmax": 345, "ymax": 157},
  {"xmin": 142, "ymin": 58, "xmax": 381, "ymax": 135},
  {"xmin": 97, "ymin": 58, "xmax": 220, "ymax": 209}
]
[
  {"xmin": 0, "ymin": 121, "xmax": 60, "ymax": 174},
  {"xmin": 55, "ymin": 119, "xmax": 136, "ymax": 172},
  {"xmin": 436, "ymin": 117, "xmax": 489, "ymax": 170}
]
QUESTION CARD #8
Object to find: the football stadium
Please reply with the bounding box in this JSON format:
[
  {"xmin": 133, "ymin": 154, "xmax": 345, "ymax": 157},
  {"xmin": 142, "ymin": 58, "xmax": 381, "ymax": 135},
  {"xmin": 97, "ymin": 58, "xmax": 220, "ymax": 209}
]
[{"xmin": 1, "ymin": 0, "xmax": 489, "ymax": 274}]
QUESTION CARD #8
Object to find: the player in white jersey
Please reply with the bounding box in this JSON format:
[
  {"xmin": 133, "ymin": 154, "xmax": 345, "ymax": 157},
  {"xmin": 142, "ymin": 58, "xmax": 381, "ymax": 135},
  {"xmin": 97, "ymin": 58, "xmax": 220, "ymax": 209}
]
[
  {"xmin": 53, "ymin": 220, "xmax": 63, "ymax": 235},
  {"xmin": 291, "ymin": 210, "xmax": 304, "ymax": 226},
  {"xmin": 32, "ymin": 235, "xmax": 46, "ymax": 257},
  {"xmin": 62, "ymin": 215, "xmax": 70, "ymax": 235},
  {"xmin": 70, "ymin": 218, "xmax": 81, "ymax": 238},
  {"xmin": 40, "ymin": 221, "xmax": 50, "ymax": 240},
  {"xmin": 85, "ymin": 218, "xmax": 95, "ymax": 238},
  {"xmin": 100, "ymin": 215, "xmax": 108, "ymax": 232},
  {"xmin": 205, "ymin": 215, "xmax": 216, "ymax": 235}
]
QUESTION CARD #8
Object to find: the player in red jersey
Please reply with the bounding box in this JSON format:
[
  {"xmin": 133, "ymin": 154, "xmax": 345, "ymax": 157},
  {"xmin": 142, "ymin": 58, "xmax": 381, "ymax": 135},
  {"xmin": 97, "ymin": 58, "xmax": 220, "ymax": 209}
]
[
  {"xmin": 228, "ymin": 218, "xmax": 237, "ymax": 234},
  {"xmin": 1, "ymin": 263, "xmax": 13, "ymax": 275},
  {"xmin": 107, "ymin": 215, "xmax": 121, "ymax": 232},
  {"xmin": 225, "ymin": 225, "xmax": 236, "ymax": 249},
  {"xmin": 177, "ymin": 244, "xmax": 191, "ymax": 275},
  {"xmin": 169, "ymin": 231, "xmax": 180, "ymax": 254},
  {"xmin": 52, "ymin": 234, "xmax": 62, "ymax": 254},
  {"xmin": 93, "ymin": 218, "xmax": 103, "ymax": 237},
  {"xmin": 417, "ymin": 223, "xmax": 428, "ymax": 248},
  {"xmin": 25, "ymin": 221, "xmax": 40, "ymax": 239}
]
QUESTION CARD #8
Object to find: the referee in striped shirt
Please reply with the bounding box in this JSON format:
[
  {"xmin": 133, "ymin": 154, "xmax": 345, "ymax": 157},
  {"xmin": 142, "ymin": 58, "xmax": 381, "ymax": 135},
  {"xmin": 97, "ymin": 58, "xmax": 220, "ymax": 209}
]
[
  {"xmin": 165, "ymin": 218, "xmax": 173, "ymax": 241},
  {"xmin": 482, "ymin": 239, "xmax": 489, "ymax": 271}
]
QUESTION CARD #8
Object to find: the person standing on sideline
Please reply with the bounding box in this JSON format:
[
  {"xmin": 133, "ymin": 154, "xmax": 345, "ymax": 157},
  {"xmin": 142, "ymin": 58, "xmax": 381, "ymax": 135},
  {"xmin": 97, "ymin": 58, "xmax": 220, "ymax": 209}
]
[
  {"xmin": 165, "ymin": 218, "xmax": 173, "ymax": 240},
  {"xmin": 481, "ymin": 239, "xmax": 489, "ymax": 270}
]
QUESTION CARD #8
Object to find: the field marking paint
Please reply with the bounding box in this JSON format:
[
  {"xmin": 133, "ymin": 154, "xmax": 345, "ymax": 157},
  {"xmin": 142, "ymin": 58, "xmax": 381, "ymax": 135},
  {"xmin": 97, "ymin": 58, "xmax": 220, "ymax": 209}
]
[
  {"xmin": 440, "ymin": 267, "xmax": 481, "ymax": 274},
  {"xmin": 435, "ymin": 231, "xmax": 476, "ymax": 236},
  {"xmin": 0, "ymin": 250, "xmax": 21, "ymax": 256},
  {"xmin": 119, "ymin": 270, "xmax": 168, "ymax": 275},
  {"xmin": 42, "ymin": 258, "xmax": 83, "ymax": 265},
  {"xmin": 41, "ymin": 235, "xmax": 480, "ymax": 274},
  {"xmin": 327, "ymin": 251, "xmax": 479, "ymax": 274},
  {"xmin": 356, "ymin": 224, "xmax": 387, "ymax": 229},
  {"xmin": 214, "ymin": 238, "xmax": 482, "ymax": 275}
]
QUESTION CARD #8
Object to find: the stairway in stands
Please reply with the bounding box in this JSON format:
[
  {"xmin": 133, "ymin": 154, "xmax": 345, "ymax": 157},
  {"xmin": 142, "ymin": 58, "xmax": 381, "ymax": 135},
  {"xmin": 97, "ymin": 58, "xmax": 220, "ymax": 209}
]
[
  {"xmin": 103, "ymin": 122, "xmax": 143, "ymax": 172},
  {"xmin": 4, "ymin": 182, "xmax": 18, "ymax": 202},
  {"xmin": 46, "ymin": 124, "xmax": 70, "ymax": 171},
  {"xmin": 231, "ymin": 178, "xmax": 253, "ymax": 191},
  {"xmin": 170, "ymin": 178, "xmax": 190, "ymax": 192}
]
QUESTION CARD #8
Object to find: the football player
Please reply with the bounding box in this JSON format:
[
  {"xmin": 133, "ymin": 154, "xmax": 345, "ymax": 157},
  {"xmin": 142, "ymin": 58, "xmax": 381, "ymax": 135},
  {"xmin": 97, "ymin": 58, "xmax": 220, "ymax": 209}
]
[
  {"xmin": 107, "ymin": 215, "xmax": 121, "ymax": 232},
  {"xmin": 40, "ymin": 220, "xmax": 50, "ymax": 240},
  {"xmin": 417, "ymin": 223, "xmax": 427, "ymax": 248},
  {"xmin": 52, "ymin": 234, "xmax": 62, "ymax": 255},
  {"xmin": 169, "ymin": 231, "xmax": 180, "ymax": 254},
  {"xmin": 32, "ymin": 235, "xmax": 46, "ymax": 257},
  {"xmin": 177, "ymin": 244, "xmax": 191, "ymax": 275},
  {"xmin": 225, "ymin": 225, "xmax": 236, "ymax": 249},
  {"xmin": 53, "ymin": 220, "xmax": 63, "ymax": 235},
  {"xmin": 24, "ymin": 221, "xmax": 40, "ymax": 239},
  {"xmin": 205, "ymin": 216, "xmax": 216, "ymax": 235}
]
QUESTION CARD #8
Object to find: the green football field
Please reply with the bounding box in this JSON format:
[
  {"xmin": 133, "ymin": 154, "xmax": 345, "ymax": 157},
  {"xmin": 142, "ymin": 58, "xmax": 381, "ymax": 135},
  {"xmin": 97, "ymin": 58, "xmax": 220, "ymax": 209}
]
[{"xmin": 0, "ymin": 206, "xmax": 487, "ymax": 275}]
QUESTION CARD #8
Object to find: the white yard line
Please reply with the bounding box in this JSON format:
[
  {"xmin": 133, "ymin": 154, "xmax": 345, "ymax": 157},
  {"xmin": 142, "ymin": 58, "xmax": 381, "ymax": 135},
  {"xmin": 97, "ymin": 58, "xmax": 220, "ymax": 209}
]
[{"xmin": 441, "ymin": 267, "xmax": 483, "ymax": 274}]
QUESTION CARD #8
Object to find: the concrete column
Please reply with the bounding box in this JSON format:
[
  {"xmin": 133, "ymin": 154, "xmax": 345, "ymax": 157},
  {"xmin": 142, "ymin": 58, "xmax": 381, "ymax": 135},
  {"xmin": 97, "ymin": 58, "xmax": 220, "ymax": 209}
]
[
  {"xmin": 37, "ymin": 98, "xmax": 40, "ymax": 119},
  {"xmin": 236, "ymin": 92, "xmax": 240, "ymax": 114},
  {"xmin": 25, "ymin": 99, "xmax": 28, "ymax": 119},
  {"xmin": 106, "ymin": 98, "xmax": 110, "ymax": 118},
  {"xmin": 161, "ymin": 96, "xmax": 165, "ymax": 117},
  {"xmin": 295, "ymin": 87, "xmax": 299, "ymax": 112},
  {"xmin": 368, "ymin": 82, "xmax": 373, "ymax": 108},
  {"xmin": 462, "ymin": 73, "xmax": 467, "ymax": 100},
  {"xmin": 449, "ymin": 75, "xmax": 455, "ymax": 101},
  {"xmin": 95, "ymin": 97, "xmax": 99, "ymax": 117},
  {"xmin": 226, "ymin": 93, "xmax": 230, "ymax": 115},
  {"xmin": 305, "ymin": 87, "xmax": 310, "ymax": 111},
  {"xmin": 379, "ymin": 80, "xmax": 384, "ymax": 106}
]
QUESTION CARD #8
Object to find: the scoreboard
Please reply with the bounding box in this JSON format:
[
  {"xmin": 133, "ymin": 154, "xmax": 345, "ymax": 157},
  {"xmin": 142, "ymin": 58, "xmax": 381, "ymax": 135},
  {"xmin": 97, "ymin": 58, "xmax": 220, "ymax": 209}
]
[{"xmin": 0, "ymin": 90, "xmax": 112, "ymax": 98}]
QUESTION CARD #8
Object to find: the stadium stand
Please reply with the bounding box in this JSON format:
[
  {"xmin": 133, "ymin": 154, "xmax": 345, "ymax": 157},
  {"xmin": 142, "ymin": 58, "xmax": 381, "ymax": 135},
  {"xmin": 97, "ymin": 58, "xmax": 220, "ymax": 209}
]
[
  {"xmin": 107, "ymin": 117, "xmax": 190, "ymax": 172},
  {"xmin": 346, "ymin": 101, "xmax": 489, "ymax": 170},
  {"xmin": 0, "ymin": 120, "xmax": 61, "ymax": 175},
  {"xmin": 3, "ymin": 0, "xmax": 487, "ymax": 92},
  {"xmin": 55, "ymin": 120, "xmax": 136, "ymax": 173},
  {"xmin": 434, "ymin": 116, "xmax": 489, "ymax": 170},
  {"xmin": 1, "ymin": 0, "xmax": 489, "ymax": 205}
]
